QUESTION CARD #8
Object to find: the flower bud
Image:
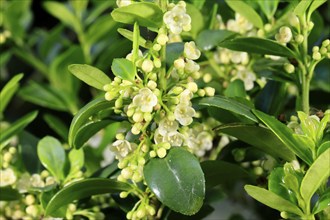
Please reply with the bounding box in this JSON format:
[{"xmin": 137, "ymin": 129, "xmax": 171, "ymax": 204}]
[
  {"xmin": 312, "ymin": 52, "xmax": 321, "ymax": 60},
  {"xmin": 149, "ymin": 150, "xmax": 157, "ymax": 158},
  {"xmin": 25, "ymin": 194, "xmax": 35, "ymax": 205},
  {"xmin": 153, "ymin": 58, "xmax": 161, "ymax": 68},
  {"xmin": 120, "ymin": 191, "xmax": 129, "ymax": 198},
  {"xmin": 103, "ymin": 84, "xmax": 111, "ymax": 91},
  {"xmin": 157, "ymin": 147, "xmax": 167, "ymax": 158},
  {"xmin": 153, "ymin": 43, "xmax": 161, "ymax": 51},
  {"xmin": 294, "ymin": 35, "xmax": 304, "ymax": 44},
  {"xmin": 203, "ymin": 73, "xmax": 212, "ymax": 83},
  {"xmin": 147, "ymin": 80, "xmax": 157, "ymax": 90},
  {"xmin": 197, "ymin": 89, "xmax": 205, "ymax": 97},
  {"xmin": 131, "ymin": 123, "xmax": 142, "ymax": 135},
  {"xmin": 312, "ymin": 46, "xmax": 319, "ymax": 52},
  {"xmin": 264, "ymin": 23, "xmax": 272, "ymax": 32},
  {"xmin": 116, "ymin": 133, "xmax": 125, "ymax": 140},
  {"xmin": 142, "ymin": 59, "xmax": 154, "ymax": 73},
  {"xmin": 3, "ymin": 152, "xmax": 12, "ymax": 162},
  {"xmin": 115, "ymin": 98, "xmax": 123, "ymax": 108},
  {"xmin": 133, "ymin": 112, "xmax": 144, "ymax": 123},
  {"xmin": 284, "ymin": 63, "xmax": 295, "ymax": 74},
  {"xmin": 141, "ymin": 144, "xmax": 149, "ymax": 153},
  {"xmin": 147, "ymin": 205, "xmax": 156, "ymax": 216},
  {"xmin": 322, "ymin": 39, "xmax": 330, "ymax": 47},
  {"xmin": 187, "ymin": 82, "xmax": 198, "ymax": 93},
  {"xmin": 136, "ymin": 208, "xmax": 146, "ymax": 218},
  {"xmin": 308, "ymin": 21, "xmax": 314, "ymax": 31},
  {"xmin": 157, "ymin": 34, "xmax": 169, "ymax": 45},
  {"xmin": 170, "ymin": 86, "xmax": 183, "ymax": 95},
  {"xmin": 144, "ymin": 112, "xmax": 152, "ymax": 122},
  {"xmin": 204, "ymin": 87, "xmax": 215, "ymax": 96},
  {"xmin": 8, "ymin": 147, "xmax": 16, "ymax": 154},
  {"xmin": 174, "ymin": 58, "xmax": 185, "ymax": 70}
]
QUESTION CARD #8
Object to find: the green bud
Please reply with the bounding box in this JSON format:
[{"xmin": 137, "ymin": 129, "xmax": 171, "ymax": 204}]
[
  {"xmin": 294, "ymin": 34, "xmax": 304, "ymax": 44},
  {"xmin": 322, "ymin": 39, "xmax": 330, "ymax": 47},
  {"xmin": 284, "ymin": 63, "xmax": 295, "ymax": 74},
  {"xmin": 115, "ymin": 98, "xmax": 123, "ymax": 108},
  {"xmin": 120, "ymin": 191, "xmax": 129, "ymax": 198},
  {"xmin": 312, "ymin": 52, "xmax": 321, "ymax": 60},
  {"xmin": 157, "ymin": 148, "xmax": 167, "ymax": 158}
]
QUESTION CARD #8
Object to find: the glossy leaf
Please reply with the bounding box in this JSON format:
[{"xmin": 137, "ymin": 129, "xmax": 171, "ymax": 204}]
[
  {"xmin": 45, "ymin": 178, "xmax": 132, "ymax": 216},
  {"xmin": 37, "ymin": 136, "xmax": 66, "ymax": 182},
  {"xmin": 257, "ymin": 0, "xmax": 279, "ymax": 19},
  {"xmin": 216, "ymin": 123, "xmax": 295, "ymax": 162},
  {"xmin": 86, "ymin": 15, "xmax": 119, "ymax": 45},
  {"xmin": 186, "ymin": 3, "xmax": 204, "ymax": 38},
  {"xmin": 144, "ymin": 147, "xmax": 205, "ymax": 215},
  {"xmin": 313, "ymin": 188, "xmax": 330, "ymax": 214},
  {"xmin": 252, "ymin": 110, "xmax": 313, "ymax": 165},
  {"xmin": 317, "ymin": 141, "xmax": 330, "ymax": 157},
  {"xmin": 293, "ymin": 0, "xmax": 312, "ymax": 17},
  {"xmin": 73, "ymin": 120, "xmax": 112, "ymax": 149},
  {"xmin": 43, "ymin": 1, "xmax": 80, "ymax": 32},
  {"xmin": 0, "ymin": 73, "xmax": 23, "ymax": 117},
  {"xmin": 111, "ymin": 2, "xmax": 163, "ymax": 28},
  {"xmin": 308, "ymin": 0, "xmax": 327, "ymax": 17},
  {"xmin": 194, "ymin": 96, "xmax": 258, "ymax": 123},
  {"xmin": 224, "ymin": 79, "xmax": 247, "ymax": 98},
  {"xmin": 245, "ymin": 185, "xmax": 304, "ymax": 216},
  {"xmin": 68, "ymin": 98, "xmax": 115, "ymax": 148},
  {"xmin": 19, "ymin": 82, "xmax": 69, "ymax": 112},
  {"xmin": 225, "ymin": 0, "xmax": 264, "ymax": 28},
  {"xmin": 68, "ymin": 148, "xmax": 84, "ymax": 175},
  {"xmin": 219, "ymin": 37, "xmax": 296, "ymax": 58},
  {"xmin": 19, "ymin": 132, "xmax": 42, "ymax": 174},
  {"xmin": 0, "ymin": 187, "xmax": 21, "ymax": 201},
  {"xmin": 201, "ymin": 160, "xmax": 251, "ymax": 189},
  {"xmin": 166, "ymin": 43, "xmax": 184, "ymax": 66},
  {"xmin": 196, "ymin": 30, "xmax": 237, "ymax": 51},
  {"xmin": 300, "ymin": 149, "xmax": 330, "ymax": 204},
  {"xmin": 43, "ymin": 114, "xmax": 69, "ymax": 141},
  {"xmin": 268, "ymin": 167, "xmax": 296, "ymax": 203},
  {"xmin": 117, "ymin": 28, "xmax": 148, "ymax": 48},
  {"xmin": 68, "ymin": 64, "xmax": 111, "ymax": 90},
  {"xmin": 0, "ymin": 111, "xmax": 38, "ymax": 146},
  {"xmin": 111, "ymin": 58, "xmax": 135, "ymax": 81}
]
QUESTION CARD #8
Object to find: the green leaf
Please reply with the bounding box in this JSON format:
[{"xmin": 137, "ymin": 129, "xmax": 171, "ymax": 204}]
[
  {"xmin": 0, "ymin": 111, "xmax": 38, "ymax": 147},
  {"xmin": 268, "ymin": 167, "xmax": 296, "ymax": 203},
  {"xmin": 244, "ymin": 185, "xmax": 304, "ymax": 216},
  {"xmin": 293, "ymin": 0, "xmax": 312, "ymax": 17},
  {"xmin": 45, "ymin": 178, "xmax": 132, "ymax": 216},
  {"xmin": 166, "ymin": 43, "xmax": 184, "ymax": 66},
  {"xmin": 257, "ymin": 0, "xmax": 279, "ymax": 19},
  {"xmin": 0, "ymin": 187, "xmax": 21, "ymax": 201},
  {"xmin": 196, "ymin": 30, "xmax": 238, "ymax": 51},
  {"xmin": 225, "ymin": 0, "xmax": 264, "ymax": 28},
  {"xmin": 144, "ymin": 147, "xmax": 205, "ymax": 216},
  {"xmin": 43, "ymin": 114, "xmax": 69, "ymax": 141},
  {"xmin": 194, "ymin": 96, "xmax": 258, "ymax": 123},
  {"xmin": 68, "ymin": 64, "xmax": 111, "ymax": 90},
  {"xmin": 111, "ymin": 2, "xmax": 163, "ymax": 28},
  {"xmin": 73, "ymin": 120, "xmax": 112, "ymax": 149},
  {"xmin": 0, "ymin": 73, "xmax": 24, "ymax": 117},
  {"xmin": 186, "ymin": 3, "xmax": 204, "ymax": 38},
  {"xmin": 19, "ymin": 131, "xmax": 42, "ymax": 174},
  {"xmin": 111, "ymin": 58, "xmax": 135, "ymax": 81},
  {"xmin": 117, "ymin": 28, "xmax": 148, "ymax": 49},
  {"xmin": 317, "ymin": 141, "xmax": 330, "ymax": 157},
  {"xmin": 68, "ymin": 148, "xmax": 84, "ymax": 176},
  {"xmin": 300, "ymin": 149, "xmax": 330, "ymax": 204},
  {"xmin": 216, "ymin": 123, "xmax": 296, "ymax": 162},
  {"xmin": 43, "ymin": 1, "xmax": 80, "ymax": 32},
  {"xmin": 86, "ymin": 15, "xmax": 119, "ymax": 45},
  {"xmin": 313, "ymin": 188, "xmax": 330, "ymax": 214},
  {"xmin": 201, "ymin": 160, "xmax": 251, "ymax": 189},
  {"xmin": 219, "ymin": 37, "xmax": 296, "ymax": 58},
  {"xmin": 68, "ymin": 98, "xmax": 115, "ymax": 148},
  {"xmin": 308, "ymin": 0, "xmax": 327, "ymax": 17},
  {"xmin": 37, "ymin": 136, "xmax": 66, "ymax": 182},
  {"xmin": 19, "ymin": 82, "xmax": 70, "ymax": 112},
  {"xmin": 224, "ymin": 79, "xmax": 247, "ymax": 98},
  {"xmin": 252, "ymin": 110, "xmax": 313, "ymax": 165},
  {"xmin": 40, "ymin": 190, "xmax": 67, "ymax": 218}
]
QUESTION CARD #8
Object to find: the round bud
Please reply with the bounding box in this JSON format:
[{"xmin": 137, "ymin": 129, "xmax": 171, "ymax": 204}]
[
  {"xmin": 103, "ymin": 84, "xmax": 111, "ymax": 91},
  {"xmin": 204, "ymin": 87, "xmax": 215, "ymax": 96},
  {"xmin": 264, "ymin": 23, "xmax": 272, "ymax": 32},
  {"xmin": 312, "ymin": 52, "xmax": 321, "ymax": 60},
  {"xmin": 153, "ymin": 44, "xmax": 161, "ymax": 51},
  {"xmin": 142, "ymin": 59, "xmax": 154, "ymax": 73},
  {"xmin": 115, "ymin": 98, "xmax": 123, "ymax": 108},
  {"xmin": 157, "ymin": 34, "xmax": 169, "ymax": 45},
  {"xmin": 280, "ymin": 211, "xmax": 289, "ymax": 219},
  {"xmin": 149, "ymin": 150, "xmax": 157, "ymax": 158},
  {"xmin": 120, "ymin": 191, "xmax": 129, "ymax": 198},
  {"xmin": 8, "ymin": 147, "xmax": 16, "ymax": 154},
  {"xmin": 147, "ymin": 206, "xmax": 156, "ymax": 216},
  {"xmin": 284, "ymin": 63, "xmax": 295, "ymax": 74},
  {"xmin": 3, "ymin": 152, "xmax": 12, "ymax": 162},
  {"xmin": 144, "ymin": 112, "xmax": 152, "ymax": 122},
  {"xmin": 308, "ymin": 21, "xmax": 314, "ymax": 31},
  {"xmin": 147, "ymin": 80, "xmax": 157, "ymax": 90},
  {"xmin": 116, "ymin": 133, "xmax": 125, "ymax": 140},
  {"xmin": 136, "ymin": 208, "xmax": 146, "ymax": 218},
  {"xmin": 312, "ymin": 46, "xmax": 319, "ymax": 52},
  {"xmin": 187, "ymin": 82, "xmax": 198, "ymax": 93},
  {"xmin": 322, "ymin": 39, "xmax": 330, "ymax": 47},
  {"xmin": 157, "ymin": 148, "xmax": 167, "ymax": 158},
  {"xmin": 197, "ymin": 89, "xmax": 206, "ymax": 97},
  {"xmin": 25, "ymin": 194, "xmax": 35, "ymax": 205},
  {"xmin": 203, "ymin": 73, "xmax": 212, "ymax": 83},
  {"xmin": 133, "ymin": 112, "xmax": 144, "ymax": 123},
  {"xmin": 294, "ymin": 35, "xmax": 304, "ymax": 44},
  {"xmin": 254, "ymin": 167, "xmax": 263, "ymax": 175},
  {"xmin": 174, "ymin": 58, "xmax": 185, "ymax": 70},
  {"xmin": 153, "ymin": 58, "xmax": 161, "ymax": 68}
]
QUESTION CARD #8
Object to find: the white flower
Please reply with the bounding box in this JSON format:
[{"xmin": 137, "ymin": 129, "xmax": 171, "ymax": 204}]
[
  {"xmin": 133, "ymin": 88, "xmax": 158, "ymax": 113},
  {"xmin": 116, "ymin": 0, "xmax": 131, "ymax": 8},
  {"xmin": 184, "ymin": 42, "xmax": 201, "ymax": 60},
  {"xmin": 184, "ymin": 59, "xmax": 200, "ymax": 74},
  {"xmin": 235, "ymin": 66, "xmax": 256, "ymax": 91},
  {"xmin": 30, "ymin": 174, "xmax": 45, "ymax": 187},
  {"xmin": 126, "ymin": 49, "xmax": 143, "ymax": 61},
  {"xmin": 110, "ymin": 140, "xmax": 136, "ymax": 160},
  {"xmin": 179, "ymin": 89, "xmax": 193, "ymax": 104},
  {"xmin": 159, "ymin": 118, "xmax": 179, "ymax": 136},
  {"xmin": 184, "ymin": 129, "xmax": 213, "ymax": 157},
  {"xmin": 163, "ymin": 1, "xmax": 191, "ymax": 34},
  {"xmin": 163, "ymin": 132, "xmax": 184, "ymax": 146},
  {"xmin": 230, "ymin": 51, "xmax": 249, "ymax": 64},
  {"xmin": 227, "ymin": 13, "xmax": 253, "ymax": 34},
  {"xmin": 0, "ymin": 168, "xmax": 16, "ymax": 187},
  {"xmin": 174, "ymin": 103, "xmax": 195, "ymax": 126},
  {"xmin": 275, "ymin": 26, "xmax": 292, "ymax": 44}
]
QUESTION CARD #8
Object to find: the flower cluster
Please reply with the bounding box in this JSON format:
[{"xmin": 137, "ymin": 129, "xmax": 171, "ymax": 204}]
[{"xmin": 163, "ymin": 1, "xmax": 191, "ymax": 35}]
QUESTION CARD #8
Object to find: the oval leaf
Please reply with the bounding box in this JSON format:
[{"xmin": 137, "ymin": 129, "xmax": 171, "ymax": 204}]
[
  {"xmin": 194, "ymin": 96, "xmax": 258, "ymax": 123},
  {"xmin": 68, "ymin": 64, "xmax": 111, "ymax": 90},
  {"xmin": 144, "ymin": 147, "xmax": 205, "ymax": 215},
  {"xmin": 196, "ymin": 30, "xmax": 238, "ymax": 51},
  {"xmin": 252, "ymin": 110, "xmax": 313, "ymax": 165},
  {"xmin": 0, "ymin": 187, "xmax": 21, "ymax": 201},
  {"xmin": 37, "ymin": 136, "xmax": 66, "ymax": 182},
  {"xmin": 219, "ymin": 37, "xmax": 296, "ymax": 58},
  {"xmin": 245, "ymin": 185, "xmax": 304, "ymax": 216},
  {"xmin": 111, "ymin": 2, "xmax": 163, "ymax": 28},
  {"xmin": 45, "ymin": 178, "xmax": 132, "ymax": 216},
  {"xmin": 0, "ymin": 111, "xmax": 38, "ymax": 146},
  {"xmin": 313, "ymin": 188, "xmax": 330, "ymax": 214},
  {"xmin": 216, "ymin": 123, "xmax": 296, "ymax": 162},
  {"xmin": 300, "ymin": 148, "xmax": 330, "ymax": 203},
  {"xmin": 111, "ymin": 58, "xmax": 135, "ymax": 81},
  {"xmin": 0, "ymin": 73, "xmax": 23, "ymax": 116},
  {"xmin": 225, "ymin": 0, "xmax": 264, "ymax": 28}
]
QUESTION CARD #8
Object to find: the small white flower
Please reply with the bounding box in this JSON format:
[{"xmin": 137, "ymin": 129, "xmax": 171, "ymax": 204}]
[
  {"xmin": 227, "ymin": 13, "xmax": 253, "ymax": 34},
  {"xmin": 133, "ymin": 88, "xmax": 158, "ymax": 113},
  {"xmin": 126, "ymin": 49, "xmax": 143, "ymax": 61},
  {"xmin": 184, "ymin": 59, "xmax": 200, "ymax": 73},
  {"xmin": 110, "ymin": 140, "xmax": 136, "ymax": 160},
  {"xmin": 30, "ymin": 174, "xmax": 45, "ymax": 187},
  {"xmin": 116, "ymin": 0, "xmax": 131, "ymax": 8},
  {"xmin": 179, "ymin": 89, "xmax": 193, "ymax": 104},
  {"xmin": 163, "ymin": 2, "xmax": 191, "ymax": 34},
  {"xmin": 174, "ymin": 103, "xmax": 195, "ymax": 126},
  {"xmin": 184, "ymin": 42, "xmax": 201, "ymax": 60},
  {"xmin": 230, "ymin": 51, "xmax": 249, "ymax": 64},
  {"xmin": 163, "ymin": 132, "xmax": 184, "ymax": 146},
  {"xmin": 235, "ymin": 67, "xmax": 256, "ymax": 91},
  {"xmin": 0, "ymin": 168, "xmax": 16, "ymax": 187},
  {"xmin": 275, "ymin": 26, "xmax": 292, "ymax": 44},
  {"xmin": 159, "ymin": 118, "xmax": 179, "ymax": 136}
]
